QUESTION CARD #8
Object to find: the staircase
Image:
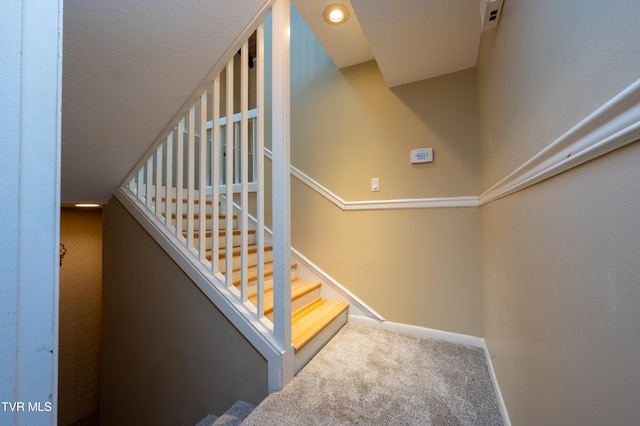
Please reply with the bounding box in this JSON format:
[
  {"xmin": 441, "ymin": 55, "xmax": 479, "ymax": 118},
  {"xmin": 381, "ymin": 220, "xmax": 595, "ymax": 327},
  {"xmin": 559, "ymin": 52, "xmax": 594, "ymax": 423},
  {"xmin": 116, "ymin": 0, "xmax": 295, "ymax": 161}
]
[
  {"xmin": 173, "ymin": 195, "xmax": 349, "ymax": 370},
  {"xmin": 118, "ymin": 0, "xmax": 348, "ymax": 391}
]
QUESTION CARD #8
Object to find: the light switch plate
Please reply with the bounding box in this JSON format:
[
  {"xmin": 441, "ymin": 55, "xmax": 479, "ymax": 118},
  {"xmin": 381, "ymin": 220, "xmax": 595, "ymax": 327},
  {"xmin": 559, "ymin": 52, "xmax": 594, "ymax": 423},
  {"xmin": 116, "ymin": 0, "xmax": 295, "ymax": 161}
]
[
  {"xmin": 371, "ymin": 177, "xmax": 380, "ymax": 192},
  {"xmin": 410, "ymin": 148, "xmax": 433, "ymax": 164}
]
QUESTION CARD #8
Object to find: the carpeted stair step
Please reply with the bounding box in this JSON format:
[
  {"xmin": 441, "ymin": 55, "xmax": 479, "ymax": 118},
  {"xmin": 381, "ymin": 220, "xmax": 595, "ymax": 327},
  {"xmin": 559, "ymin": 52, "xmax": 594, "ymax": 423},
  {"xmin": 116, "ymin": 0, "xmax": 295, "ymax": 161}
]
[
  {"xmin": 194, "ymin": 400, "xmax": 255, "ymax": 426},
  {"xmin": 212, "ymin": 400, "xmax": 255, "ymax": 426},
  {"xmin": 194, "ymin": 413, "xmax": 218, "ymax": 426}
]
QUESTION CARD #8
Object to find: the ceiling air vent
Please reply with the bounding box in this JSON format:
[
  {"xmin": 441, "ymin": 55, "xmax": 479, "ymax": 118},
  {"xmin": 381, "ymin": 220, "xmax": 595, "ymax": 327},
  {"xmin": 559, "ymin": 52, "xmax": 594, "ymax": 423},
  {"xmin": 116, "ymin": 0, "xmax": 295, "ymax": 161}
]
[{"xmin": 481, "ymin": 0, "xmax": 504, "ymax": 32}]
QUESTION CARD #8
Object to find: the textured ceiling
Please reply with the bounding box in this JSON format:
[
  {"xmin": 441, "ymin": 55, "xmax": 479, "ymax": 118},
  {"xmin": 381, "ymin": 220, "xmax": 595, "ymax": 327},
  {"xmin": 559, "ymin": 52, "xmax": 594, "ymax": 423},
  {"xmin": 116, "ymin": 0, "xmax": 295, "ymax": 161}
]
[
  {"xmin": 295, "ymin": 0, "xmax": 487, "ymax": 87},
  {"xmin": 62, "ymin": 0, "xmax": 494, "ymax": 203},
  {"xmin": 62, "ymin": 0, "xmax": 270, "ymax": 203}
]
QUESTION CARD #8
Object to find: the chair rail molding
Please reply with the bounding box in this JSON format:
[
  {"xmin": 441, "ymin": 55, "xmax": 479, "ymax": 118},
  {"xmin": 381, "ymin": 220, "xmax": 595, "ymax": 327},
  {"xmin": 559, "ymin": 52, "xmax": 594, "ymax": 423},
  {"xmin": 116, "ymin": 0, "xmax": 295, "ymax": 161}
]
[
  {"xmin": 479, "ymin": 77, "xmax": 640, "ymax": 206},
  {"xmin": 264, "ymin": 149, "xmax": 479, "ymax": 210}
]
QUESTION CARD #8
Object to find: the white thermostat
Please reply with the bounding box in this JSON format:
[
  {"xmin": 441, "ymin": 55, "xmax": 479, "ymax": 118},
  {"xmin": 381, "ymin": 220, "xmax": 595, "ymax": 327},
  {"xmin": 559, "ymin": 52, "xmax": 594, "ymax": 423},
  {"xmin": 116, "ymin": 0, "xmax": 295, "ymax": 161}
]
[{"xmin": 410, "ymin": 148, "xmax": 433, "ymax": 164}]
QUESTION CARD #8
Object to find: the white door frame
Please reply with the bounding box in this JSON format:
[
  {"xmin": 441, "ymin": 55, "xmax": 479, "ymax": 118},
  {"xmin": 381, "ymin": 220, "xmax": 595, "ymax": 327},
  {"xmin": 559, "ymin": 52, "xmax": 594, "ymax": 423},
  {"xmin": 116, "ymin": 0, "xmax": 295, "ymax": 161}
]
[{"xmin": 0, "ymin": 0, "xmax": 63, "ymax": 424}]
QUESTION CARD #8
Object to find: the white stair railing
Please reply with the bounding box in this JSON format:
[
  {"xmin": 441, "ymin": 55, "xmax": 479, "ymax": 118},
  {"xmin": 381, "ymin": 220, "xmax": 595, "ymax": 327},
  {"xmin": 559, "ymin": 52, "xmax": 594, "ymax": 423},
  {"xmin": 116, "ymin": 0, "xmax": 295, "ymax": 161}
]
[{"xmin": 117, "ymin": 0, "xmax": 294, "ymax": 391}]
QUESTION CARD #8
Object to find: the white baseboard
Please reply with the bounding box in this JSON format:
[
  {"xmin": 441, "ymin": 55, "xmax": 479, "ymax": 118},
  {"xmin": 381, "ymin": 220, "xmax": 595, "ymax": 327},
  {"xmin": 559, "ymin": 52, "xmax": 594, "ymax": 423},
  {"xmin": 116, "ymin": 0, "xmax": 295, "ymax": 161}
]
[
  {"xmin": 481, "ymin": 341, "xmax": 511, "ymax": 426},
  {"xmin": 348, "ymin": 315, "xmax": 484, "ymax": 347},
  {"xmin": 348, "ymin": 315, "xmax": 511, "ymax": 425}
]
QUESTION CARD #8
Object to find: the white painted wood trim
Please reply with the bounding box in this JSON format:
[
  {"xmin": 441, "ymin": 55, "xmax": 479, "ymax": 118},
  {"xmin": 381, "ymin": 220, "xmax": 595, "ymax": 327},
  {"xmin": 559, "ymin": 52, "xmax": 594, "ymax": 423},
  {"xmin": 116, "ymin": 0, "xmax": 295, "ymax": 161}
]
[
  {"xmin": 263, "ymin": 149, "xmax": 479, "ymax": 210},
  {"xmin": 265, "ymin": 78, "xmax": 640, "ymax": 211},
  {"xmin": 256, "ymin": 22, "xmax": 267, "ymax": 320},
  {"xmin": 225, "ymin": 58, "xmax": 235, "ymax": 289},
  {"xmin": 271, "ymin": 0, "xmax": 294, "ymax": 384},
  {"xmin": 198, "ymin": 92, "xmax": 208, "ymax": 262},
  {"xmin": 481, "ymin": 342, "xmax": 512, "ymax": 426},
  {"xmin": 1, "ymin": 0, "xmax": 63, "ymax": 423},
  {"xmin": 211, "ymin": 77, "xmax": 221, "ymax": 276},
  {"xmin": 115, "ymin": 188, "xmax": 285, "ymax": 390},
  {"xmin": 291, "ymin": 249, "xmax": 385, "ymax": 321},
  {"xmin": 349, "ymin": 316, "xmax": 485, "ymax": 347},
  {"xmin": 479, "ymin": 77, "xmax": 640, "ymax": 206},
  {"xmin": 240, "ymin": 40, "xmax": 250, "ymax": 303},
  {"xmin": 342, "ymin": 196, "xmax": 479, "ymax": 210}
]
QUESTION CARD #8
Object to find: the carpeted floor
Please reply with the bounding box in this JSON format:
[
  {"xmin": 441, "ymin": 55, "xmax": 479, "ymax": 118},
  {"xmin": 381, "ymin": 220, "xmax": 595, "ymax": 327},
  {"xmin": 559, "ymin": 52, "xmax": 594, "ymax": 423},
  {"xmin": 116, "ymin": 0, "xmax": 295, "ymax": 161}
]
[{"xmin": 242, "ymin": 323, "xmax": 503, "ymax": 425}]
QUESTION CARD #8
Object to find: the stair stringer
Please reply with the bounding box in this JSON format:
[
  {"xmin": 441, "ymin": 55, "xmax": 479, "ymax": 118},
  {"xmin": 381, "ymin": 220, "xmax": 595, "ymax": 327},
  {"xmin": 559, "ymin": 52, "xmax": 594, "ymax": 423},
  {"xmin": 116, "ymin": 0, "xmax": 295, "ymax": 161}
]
[
  {"xmin": 115, "ymin": 188, "xmax": 294, "ymax": 393},
  {"xmin": 290, "ymin": 248, "xmax": 385, "ymax": 321},
  {"xmin": 228, "ymin": 198, "xmax": 382, "ymax": 322}
]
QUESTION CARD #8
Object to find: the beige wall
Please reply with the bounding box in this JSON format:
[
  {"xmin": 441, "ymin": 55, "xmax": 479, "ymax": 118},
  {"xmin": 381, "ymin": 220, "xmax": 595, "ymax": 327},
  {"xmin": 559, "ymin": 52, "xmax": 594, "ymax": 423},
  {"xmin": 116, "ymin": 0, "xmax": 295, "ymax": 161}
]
[
  {"xmin": 101, "ymin": 198, "xmax": 268, "ymax": 426},
  {"xmin": 59, "ymin": 208, "xmax": 103, "ymax": 425},
  {"xmin": 477, "ymin": 0, "xmax": 640, "ymax": 424},
  {"xmin": 477, "ymin": 0, "xmax": 640, "ymax": 191},
  {"xmin": 289, "ymin": 8, "xmax": 483, "ymax": 336},
  {"xmin": 292, "ymin": 178, "xmax": 483, "ymax": 335},
  {"xmin": 481, "ymin": 144, "xmax": 640, "ymax": 425}
]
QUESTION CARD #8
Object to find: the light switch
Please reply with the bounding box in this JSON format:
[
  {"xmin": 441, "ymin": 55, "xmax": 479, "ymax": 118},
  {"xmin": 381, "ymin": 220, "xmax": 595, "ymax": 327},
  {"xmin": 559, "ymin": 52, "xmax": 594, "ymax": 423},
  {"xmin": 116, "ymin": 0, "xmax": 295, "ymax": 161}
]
[{"xmin": 371, "ymin": 178, "xmax": 380, "ymax": 192}]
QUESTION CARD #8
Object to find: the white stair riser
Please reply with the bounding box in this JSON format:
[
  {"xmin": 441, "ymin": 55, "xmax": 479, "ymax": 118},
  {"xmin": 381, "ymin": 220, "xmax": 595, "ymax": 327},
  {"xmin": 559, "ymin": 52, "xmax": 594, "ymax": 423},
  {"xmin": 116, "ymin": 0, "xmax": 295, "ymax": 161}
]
[
  {"xmin": 235, "ymin": 266, "xmax": 298, "ymax": 290},
  {"xmin": 179, "ymin": 216, "xmax": 237, "ymax": 230},
  {"xmin": 246, "ymin": 278, "xmax": 274, "ymax": 297},
  {"xmin": 219, "ymin": 249, "xmax": 274, "ymax": 273},
  {"xmin": 294, "ymin": 308, "xmax": 348, "ymax": 374},
  {"xmin": 193, "ymin": 232, "xmax": 257, "ymax": 249},
  {"xmin": 264, "ymin": 290, "xmax": 321, "ymax": 322}
]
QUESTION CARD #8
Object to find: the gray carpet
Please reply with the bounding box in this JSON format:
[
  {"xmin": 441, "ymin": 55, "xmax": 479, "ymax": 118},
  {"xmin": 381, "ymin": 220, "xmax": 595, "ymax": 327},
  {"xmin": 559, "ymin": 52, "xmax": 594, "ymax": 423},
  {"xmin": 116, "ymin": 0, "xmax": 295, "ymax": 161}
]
[
  {"xmin": 196, "ymin": 401, "xmax": 256, "ymax": 426},
  {"xmin": 242, "ymin": 323, "xmax": 503, "ymax": 425}
]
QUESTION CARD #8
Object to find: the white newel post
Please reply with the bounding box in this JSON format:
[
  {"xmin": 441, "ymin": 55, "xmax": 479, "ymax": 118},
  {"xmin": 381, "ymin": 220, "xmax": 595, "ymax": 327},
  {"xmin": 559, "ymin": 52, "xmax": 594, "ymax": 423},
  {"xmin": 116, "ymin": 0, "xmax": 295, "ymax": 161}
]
[
  {"xmin": 0, "ymin": 0, "xmax": 62, "ymax": 424},
  {"xmin": 270, "ymin": 0, "xmax": 294, "ymax": 390}
]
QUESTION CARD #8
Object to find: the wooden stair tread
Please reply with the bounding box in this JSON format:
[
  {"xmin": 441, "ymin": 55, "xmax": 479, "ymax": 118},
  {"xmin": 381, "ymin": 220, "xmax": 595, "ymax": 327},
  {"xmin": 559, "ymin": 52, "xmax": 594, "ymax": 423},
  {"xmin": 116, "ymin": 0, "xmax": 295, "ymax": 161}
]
[
  {"xmin": 171, "ymin": 213, "xmax": 236, "ymax": 219},
  {"xmin": 215, "ymin": 244, "xmax": 273, "ymax": 259},
  {"xmin": 228, "ymin": 261, "xmax": 298, "ymax": 287},
  {"xmin": 292, "ymin": 299, "xmax": 349, "ymax": 352},
  {"xmin": 249, "ymin": 280, "xmax": 321, "ymax": 314},
  {"xmin": 153, "ymin": 197, "xmax": 214, "ymax": 205},
  {"xmin": 192, "ymin": 229, "xmax": 256, "ymax": 238},
  {"xmin": 157, "ymin": 192, "xmax": 351, "ymax": 360}
]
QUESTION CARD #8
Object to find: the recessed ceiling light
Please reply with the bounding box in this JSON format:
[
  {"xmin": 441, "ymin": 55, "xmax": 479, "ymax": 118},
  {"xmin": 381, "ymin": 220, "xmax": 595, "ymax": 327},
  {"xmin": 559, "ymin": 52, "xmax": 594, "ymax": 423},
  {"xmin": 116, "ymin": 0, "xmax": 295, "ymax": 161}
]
[
  {"xmin": 74, "ymin": 203, "xmax": 102, "ymax": 208},
  {"xmin": 324, "ymin": 4, "xmax": 349, "ymax": 25}
]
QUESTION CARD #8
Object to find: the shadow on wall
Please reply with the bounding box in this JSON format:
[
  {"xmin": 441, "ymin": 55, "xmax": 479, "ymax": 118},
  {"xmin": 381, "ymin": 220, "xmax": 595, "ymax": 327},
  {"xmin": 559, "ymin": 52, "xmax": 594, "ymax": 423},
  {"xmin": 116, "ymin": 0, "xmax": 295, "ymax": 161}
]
[{"xmin": 59, "ymin": 207, "xmax": 103, "ymax": 426}]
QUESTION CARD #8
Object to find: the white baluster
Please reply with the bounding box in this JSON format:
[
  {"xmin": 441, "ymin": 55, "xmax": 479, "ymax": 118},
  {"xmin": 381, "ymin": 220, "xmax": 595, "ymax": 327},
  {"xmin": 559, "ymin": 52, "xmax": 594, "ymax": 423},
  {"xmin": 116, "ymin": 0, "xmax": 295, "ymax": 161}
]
[
  {"xmin": 240, "ymin": 40, "xmax": 250, "ymax": 303},
  {"xmin": 176, "ymin": 118, "xmax": 185, "ymax": 240},
  {"xmin": 165, "ymin": 132, "xmax": 174, "ymax": 230},
  {"xmin": 155, "ymin": 144, "xmax": 163, "ymax": 220},
  {"xmin": 137, "ymin": 167, "xmax": 145, "ymax": 203},
  {"xmin": 225, "ymin": 60, "xmax": 234, "ymax": 288},
  {"xmin": 146, "ymin": 155, "xmax": 153, "ymax": 210},
  {"xmin": 199, "ymin": 91, "xmax": 208, "ymax": 262},
  {"xmin": 187, "ymin": 105, "xmax": 196, "ymax": 250},
  {"xmin": 212, "ymin": 79, "xmax": 221, "ymax": 275},
  {"xmin": 256, "ymin": 22, "xmax": 266, "ymax": 321}
]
